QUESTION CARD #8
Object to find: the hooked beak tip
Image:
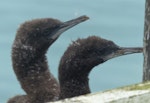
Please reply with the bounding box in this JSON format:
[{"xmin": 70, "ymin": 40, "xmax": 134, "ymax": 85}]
[{"xmin": 78, "ymin": 15, "xmax": 90, "ymax": 21}]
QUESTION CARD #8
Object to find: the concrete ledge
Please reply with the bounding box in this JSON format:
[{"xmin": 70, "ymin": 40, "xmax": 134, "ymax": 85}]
[{"xmin": 48, "ymin": 82, "xmax": 150, "ymax": 103}]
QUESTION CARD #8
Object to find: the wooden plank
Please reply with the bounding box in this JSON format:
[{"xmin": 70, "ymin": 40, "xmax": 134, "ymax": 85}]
[{"xmin": 48, "ymin": 82, "xmax": 150, "ymax": 103}]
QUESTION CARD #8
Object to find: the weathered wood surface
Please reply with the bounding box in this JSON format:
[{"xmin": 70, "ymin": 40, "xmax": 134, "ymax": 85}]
[
  {"xmin": 143, "ymin": 0, "xmax": 150, "ymax": 81},
  {"xmin": 48, "ymin": 82, "xmax": 150, "ymax": 103}
]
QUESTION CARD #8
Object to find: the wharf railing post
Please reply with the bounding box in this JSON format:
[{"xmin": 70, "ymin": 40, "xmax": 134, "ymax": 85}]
[{"xmin": 143, "ymin": 0, "xmax": 150, "ymax": 81}]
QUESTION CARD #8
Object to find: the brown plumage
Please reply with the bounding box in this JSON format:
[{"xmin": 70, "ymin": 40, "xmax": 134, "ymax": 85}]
[
  {"xmin": 8, "ymin": 95, "xmax": 28, "ymax": 103},
  {"xmin": 59, "ymin": 36, "xmax": 143, "ymax": 99},
  {"xmin": 8, "ymin": 16, "xmax": 89, "ymax": 103}
]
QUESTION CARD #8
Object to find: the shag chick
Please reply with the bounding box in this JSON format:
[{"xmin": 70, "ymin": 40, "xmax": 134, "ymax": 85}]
[
  {"xmin": 8, "ymin": 16, "xmax": 89, "ymax": 103},
  {"xmin": 58, "ymin": 36, "xmax": 143, "ymax": 99}
]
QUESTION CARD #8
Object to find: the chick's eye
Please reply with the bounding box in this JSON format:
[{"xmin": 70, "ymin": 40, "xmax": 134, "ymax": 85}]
[
  {"xmin": 43, "ymin": 25, "xmax": 59, "ymax": 36},
  {"xmin": 43, "ymin": 29, "xmax": 50, "ymax": 36}
]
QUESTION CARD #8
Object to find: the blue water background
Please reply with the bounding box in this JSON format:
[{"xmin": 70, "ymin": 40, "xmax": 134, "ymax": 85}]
[{"xmin": 0, "ymin": 0, "xmax": 144, "ymax": 102}]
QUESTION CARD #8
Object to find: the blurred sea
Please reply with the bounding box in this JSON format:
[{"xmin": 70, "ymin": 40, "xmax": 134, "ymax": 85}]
[{"xmin": 0, "ymin": 0, "xmax": 145, "ymax": 103}]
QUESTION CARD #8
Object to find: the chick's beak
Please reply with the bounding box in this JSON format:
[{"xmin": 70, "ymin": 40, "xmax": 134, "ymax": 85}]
[
  {"xmin": 50, "ymin": 15, "xmax": 89, "ymax": 40},
  {"xmin": 103, "ymin": 47, "xmax": 143, "ymax": 61}
]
